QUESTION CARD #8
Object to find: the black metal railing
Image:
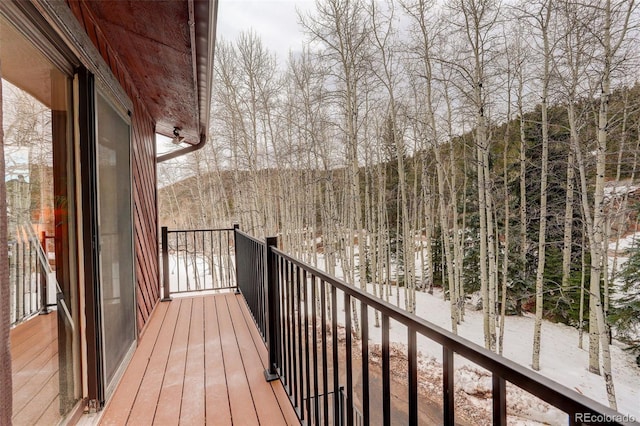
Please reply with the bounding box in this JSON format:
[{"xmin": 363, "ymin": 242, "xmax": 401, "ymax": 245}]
[
  {"xmin": 160, "ymin": 226, "xmax": 237, "ymax": 299},
  {"xmin": 8, "ymin": 225, "xmax": 51, "ymax": 326},
  {"xmin": 235, "ymin": 229, "xmax": 269, "ymax": 340},
  {"xmin": 233, "ymin": 229, "xmax": 640, "ymax": 426}
]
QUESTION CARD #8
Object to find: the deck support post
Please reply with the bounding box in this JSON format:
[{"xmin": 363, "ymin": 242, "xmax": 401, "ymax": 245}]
[
  {"xmin": 264, "ymin": 235, "xmax": 279, "ymax": 382},
  {"xmin": 233, "ymin": 224, "xmax": 241, "ymax": 294},
  {"xmin": 161, "ymin": 226, "xmax": 171, "ymax": 301}
]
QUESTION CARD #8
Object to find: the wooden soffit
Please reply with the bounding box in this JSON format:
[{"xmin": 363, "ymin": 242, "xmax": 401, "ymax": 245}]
[{"xmin": 81, "ymin": 0, "xmax": 217, "ymax": 145}]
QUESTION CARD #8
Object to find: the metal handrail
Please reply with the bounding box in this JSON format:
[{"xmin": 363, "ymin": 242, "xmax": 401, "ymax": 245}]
[
  {"xmin": 270, "ymin": 246, "xmax": 636, "ymax": 425},
  {"xmin": 165, "ymin": 227, "xmax": 236, "ymax": 233}
]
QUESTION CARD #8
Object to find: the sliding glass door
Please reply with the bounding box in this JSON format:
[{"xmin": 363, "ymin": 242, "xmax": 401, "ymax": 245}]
[
  {"xmin": 95, "ymin": 90, "xmax": 135, "ymax": 394},
  {"xmin": 1, "ymin": 12, "xmax": 79, "ymax": 423}
]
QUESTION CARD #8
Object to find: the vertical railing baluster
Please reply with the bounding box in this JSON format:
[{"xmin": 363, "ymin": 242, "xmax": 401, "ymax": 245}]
[
  {"xmin": 201, "ymin": 231, "xmax": 206, "ymax": 289},
  {"xmin": 15, "ymin": 241, "xmax": 20, "ymax": 321},
  {"xmin": 382, "ymin": 314, "xmax": 390, "ymax": 426},
  {"xmin": 263, "ymin": 236, "xmax": 279, "ymax": 381},
  {"xmin": 303, "ymin": 269, "xmax": 310, "ymax": 422},
  {"xmin": 332, "ymin": 285, "xmax": 340, "ymax": 426},
  {"xmin": 217, "ymin": 230, "xmax": 222, "ymax": 289},
  {"xmin": 29, "ymin": 238, "xmax": 34, "ymax": 314},
  {"xmin": 39, "ymin": 232, "xmax": 49, "ymax": 315},
  {"xmin": 259, "ymin": 242, "xmax": 265, "ymax": 335},
  {"xmin": 193, "ymin": 231, "xmax": 198, "ymax": 290},
  {"xmin": 361, "ymin": 303, "xmax": 369, "ymax": 426},
  {"xmin": 281, "ymin": 259, "xmax": 288, "ymax": 386},
  {"xmin": 443, "ymin": 346, "xmax": 455, "ymax": 424},
  {"xmin": 227, "ymin": 230, "xmax": 231, "ymax": 289},
  {"xmin": 290, "ymin": 263, "xmax": 298, "ymax": 405},
  {"xmin": 345, "ymin": 293, "xmax": 353, "ymax": 426},
  {"xmin": 209, "ymin": 230, "xmax": 214, "ymax": 288},
  {"xmin": 493, "ymin": 374, "xmax": 506, "ymax": 426},
  {"xmin": 408, "ymin": 328, "xmax": 418, "ymax": 425},
  {"xmin": 20, "ymin": 236, "xmax": 27, "ymax": 318},
  {"xmin": 311, "ymin": 275, "xmax": 320, "ymax": 423},
  {"xmin": 285, "ymin": 260, "xmax": 293, "ymax": 392},
  {"xmin": 296, "ymin": 266, "xmax": 304, "ymax": 414},
  {"xmin": 175, "ymin": 232, "xmax": 180, "ymax": 292},
  {"xmin": 321, "ymin": 280, "xmax": 329, "ymax": 424},
  {"xmin": 277, "ymin": 256, "xmax": 284, "ymax": 371}
]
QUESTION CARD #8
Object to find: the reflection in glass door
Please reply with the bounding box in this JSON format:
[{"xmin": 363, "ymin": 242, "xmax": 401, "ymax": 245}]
[
  {"xmin": 1, "ymin": 13, "xmax": 78, "ymax": 423},
  {"xmin": 95, "ymin": 91, "xmax": 135, "ymax": 393}
]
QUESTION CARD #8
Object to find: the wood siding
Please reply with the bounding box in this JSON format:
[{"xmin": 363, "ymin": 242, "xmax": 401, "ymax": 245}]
[{"xmin": 66, "ymin": 1, "xmax": 160, "ymax": 333}]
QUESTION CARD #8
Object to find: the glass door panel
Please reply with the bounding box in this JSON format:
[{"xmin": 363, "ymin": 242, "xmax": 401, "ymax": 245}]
[
  {"xmin": 1, "ymin": 14, "xmax": 78, "ymax": 422},
  {"xmin": 95, "ymin": 91, "xmax": 135, "ymax": 390}
]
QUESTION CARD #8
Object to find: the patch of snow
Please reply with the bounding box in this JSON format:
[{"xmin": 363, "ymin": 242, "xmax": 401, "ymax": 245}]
[
  {"xmin": 609, "ymin": 233, "xmax": 640, "ymax": 252},
  {"xmin": 604, "ymin": 180, "xmax": 640, "ymax": 200}
]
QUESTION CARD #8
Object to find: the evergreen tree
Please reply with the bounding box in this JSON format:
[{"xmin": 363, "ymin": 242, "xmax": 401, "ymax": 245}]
[{"xmin": 613, "ymin": 236, "xmax": 640, "ymax": 365}]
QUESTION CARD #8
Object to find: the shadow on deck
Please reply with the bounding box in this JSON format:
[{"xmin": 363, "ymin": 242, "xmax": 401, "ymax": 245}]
[{"xmin": 100, "ymin": 293, "xmax": 299, "ymax": 425}]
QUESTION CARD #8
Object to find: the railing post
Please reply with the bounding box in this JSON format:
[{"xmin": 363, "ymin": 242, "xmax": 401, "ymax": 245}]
[
  {"xmin": 161, "ymin": 226, "xmax": 171, "ymax": 301},
  {"xmin": 264, "ymin": 235, "xmax": 279, "ymax": 382},
  {"xmin": 233, "ymin": 224, "xmax": 240, "ymax": 294},
  {"xmin": 339, "ymin": 385, "xmax": 346, "ymax": 426},
  {"xmin": 39, "ymin": 232, "xmax": 50, "ymax": 315},
  {"xmin": 492, "ymin": 374, "xmax": 506, "ymax": 426}
]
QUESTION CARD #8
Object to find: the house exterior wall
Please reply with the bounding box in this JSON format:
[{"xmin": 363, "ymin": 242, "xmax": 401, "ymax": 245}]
[{"xmin": 66, "ymin": 1, "xmax": 160, "ymax": 333}]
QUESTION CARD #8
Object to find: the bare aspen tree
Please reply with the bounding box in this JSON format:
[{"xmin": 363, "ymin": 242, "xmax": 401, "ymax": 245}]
[
  {"xmin": 581, "ymin": 0, "xmax": 635, "ymax": 408},
  {"xmin": 579, "ymin": 220, "xmax": 587, "ymax": 349},
  {"xmin": 449, "ymin": 0, "xmax": 501, "ymax": 350},
  {"xmin": 520, "ymin": 0, "xmax": 554, "ymax": 372},
  {"xmin": 498, "ymin": 26, "xmax": 517, "ymax": 355},
  {"xmin": 288, "ymin": 48, "xmax": 328, "ymax": 265},
  {"xmin": 403, "ymin": 0, "xmax": 459, "ymax": 330},
  {"xmin": 302, "ymin": 0, "xmax": 372, "ymax": 334},
  {"xmin": 370, "ymin": 0, "xmax": 416, "ymax": 310},
  {"xmin": 503, "ymin": 20, "xmax": 532, "ymax": 319},
  {"xmin": 552, "ymin": 2, "xmax": 594, "ymax": 320}
]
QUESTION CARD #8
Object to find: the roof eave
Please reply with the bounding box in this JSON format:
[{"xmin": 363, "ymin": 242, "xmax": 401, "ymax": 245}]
[{"xmin": 157, "ymin": 0, "xmax": 216, "ymax": 162}]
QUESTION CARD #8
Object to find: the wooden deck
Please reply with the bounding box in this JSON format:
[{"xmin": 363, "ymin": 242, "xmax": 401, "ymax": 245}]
[
  {"xmin": 10, "ymin": 312, "xmax": 62, "ymax": 426},
  {"xmin": 100, "ymin": 293, "xmax": 299, "ymax": 425}
]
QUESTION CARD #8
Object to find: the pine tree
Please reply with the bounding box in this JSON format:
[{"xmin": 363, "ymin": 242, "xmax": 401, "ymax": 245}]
[{"xmin": 612, "ymin": 235, "xmax": 640, "ymax": 364}]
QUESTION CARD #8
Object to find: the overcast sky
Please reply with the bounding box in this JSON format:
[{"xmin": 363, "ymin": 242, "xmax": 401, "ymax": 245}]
[{"xmin": 217, "ymin": 0, "xmax": 315, "ymax": 65}]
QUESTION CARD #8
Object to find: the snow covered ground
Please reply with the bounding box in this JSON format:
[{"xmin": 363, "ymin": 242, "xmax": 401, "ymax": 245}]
[{"xmin": 166, "ymin": 251, "xmax": 236, "ymax": 294}]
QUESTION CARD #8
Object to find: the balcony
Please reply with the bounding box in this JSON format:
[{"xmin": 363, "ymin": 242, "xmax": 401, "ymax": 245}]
[{"xmin": 102, "ymin": 227, "xmax": 638, "ymax": 425}]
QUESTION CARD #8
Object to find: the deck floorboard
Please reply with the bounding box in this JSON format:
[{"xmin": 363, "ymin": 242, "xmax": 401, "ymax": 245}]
[{"xmin": 101, "ymin": 293, "xmax": 298, "ymax": 425}]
